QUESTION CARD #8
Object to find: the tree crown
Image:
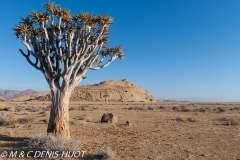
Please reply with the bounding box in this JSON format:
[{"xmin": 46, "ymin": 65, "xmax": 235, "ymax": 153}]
[{"xmin": 13, "ymin": 2, "xmax": 124, "ymax": 90}]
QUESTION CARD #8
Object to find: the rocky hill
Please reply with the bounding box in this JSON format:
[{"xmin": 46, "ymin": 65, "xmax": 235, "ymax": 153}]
[
  {"xmin": 0, "ymin": 88, "xmax": 37, "ymax": 99},
  {"xmin": 70, "ymin": 79, "xmax": 158, "ymax": 102},
  {"xmin": 10, "ymin": 80, "xmax": 159, "ymax": 102},
  {"xmin": 0, "ymin": 96, "xmax": 6, "ymax": 102}
]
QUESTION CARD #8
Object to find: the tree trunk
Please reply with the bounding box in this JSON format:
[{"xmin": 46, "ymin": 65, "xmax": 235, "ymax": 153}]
[{"xmin": 47, "ymin": 89, "xmax": 71, "ymax": 138}]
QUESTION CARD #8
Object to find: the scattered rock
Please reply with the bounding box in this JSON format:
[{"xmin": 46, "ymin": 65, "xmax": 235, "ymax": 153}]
[
  {"xmin": 126, "ymin": 121, "xmax": 132, "ymax": 126},
  {"xmin": 39, "ymin": 119, "xmax": 48, "ymax": 124}
]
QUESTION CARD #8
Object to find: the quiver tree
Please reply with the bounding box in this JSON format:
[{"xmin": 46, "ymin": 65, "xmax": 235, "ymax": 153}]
[{"xmin": 13, "ymin": 2, "xmax": 124, "ymax": 137}]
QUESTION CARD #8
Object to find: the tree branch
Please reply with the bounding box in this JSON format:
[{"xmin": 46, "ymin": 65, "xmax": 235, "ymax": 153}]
[{"xmin": 19, "ymin": 49, "xmax": 40, "ymax": 70}]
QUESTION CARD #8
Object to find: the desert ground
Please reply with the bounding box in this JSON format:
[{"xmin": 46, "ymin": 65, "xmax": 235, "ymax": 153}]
[{"xmin": 0, "ymin": 101, "xmax": 240, "ymax": 160}]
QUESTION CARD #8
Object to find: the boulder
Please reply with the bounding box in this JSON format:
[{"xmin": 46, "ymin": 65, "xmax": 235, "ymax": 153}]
[{"xmin": 101, "ymin": 113, "xmax": 117, "ymax": 123}]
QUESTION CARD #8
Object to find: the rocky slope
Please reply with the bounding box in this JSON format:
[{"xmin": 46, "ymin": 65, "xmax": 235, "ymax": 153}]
[{"xmin": 10, "ymin": 80, "xmax": 159, "ymax": 102}]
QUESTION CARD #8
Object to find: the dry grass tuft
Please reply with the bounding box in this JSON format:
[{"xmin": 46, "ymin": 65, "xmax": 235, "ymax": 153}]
[
  {"xmin": 0, "ymin": 103, "xmax": 5, "ymax": 111},
  {"xmin": 218, "ymin": 107, "xmax": 227, "ymax": 112},
  {"xmin": 79, "ymin": 106, "xmax": 92, "ymax": 111},
  {"xmin": 18, "ymin": 117, "xmax": 34, "ymax": 124},
  {"xmin": 181, "ymin": 108, "xmax": 191, "ymax": 112},
  {"xmin": 5, "ymin": 129, "xmax": 13, "ymax": 136},
  {"xmin": 15, "ymin": 106, "xmax": 25, "ymax": 112},
  {"xmin": 128, "ymin": 106, "xmax": 145, "ymax": 110},
  {"xmin": 172, "ymin": 106, "xmax": 180, "ymax": 111},
  {"xmin": 229, "ymin": 119, "xmax": 240, "ymax": 126},
  {"xmin": 78, "ymin": 115, "xmax": 92, "ymax": 122},
  {"xmin": 0, "ymin": 111, "xmax": 34, "ymax": 126},
  {"xmin": 31, "ymin": 106, "xmax": 39, "ymax": 112},
  {"xmin": 0, "ymin": 111, "xmax": 17, "ymax": 126},
  {"xmin": 4, "ymin": 106, "xmax": 15, "ymax": 112},
  {"xmin": 39, "ymin": 111, "xmax": 47, "ymax": 116},
  {"xmin": 147, "ymin": 106, "xmax": 155, "ymax": 110},
  {"xmin": 158, "ymin": 106, "xmax": 165, "ymax": 109},
  {"xmin": 176, "ymin": 117, "xmax": 188, "ymax": 122},
  {"xmin": 176, "ymin": 117, "xmax": 196, "ymax": 123},
  {"xmin": 96, "ymin": 146, "xmax": 115, "ymax": 160},
  {"xmin": 69, "ymin": 106, "xmax": 75, "ymax": 111}
]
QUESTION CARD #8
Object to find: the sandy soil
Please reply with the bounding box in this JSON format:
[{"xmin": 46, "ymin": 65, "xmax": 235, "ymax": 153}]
[{"xmin": 0, "ymin": 101, "xmax": 240, "ymax": 160}]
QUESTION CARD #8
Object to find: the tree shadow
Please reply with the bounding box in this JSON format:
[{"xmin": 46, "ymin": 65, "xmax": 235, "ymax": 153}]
[
  {"xmin": 0, "ymin": 134, "xmax": 106, "ymax": 160},
  {"xmin": 0, "ymin": 134, "xmax": 28, "ymax": 150},
  {"xmin": 81, "ymin": 154, "xmax": 106, "ymax": 160}
]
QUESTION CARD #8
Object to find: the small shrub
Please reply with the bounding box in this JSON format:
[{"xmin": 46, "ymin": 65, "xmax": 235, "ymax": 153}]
[
  {"xmin": 172, "ymin": 106, "xmax": 180, "ymax": 111},
  {"xmin": 176, "ymin": 117, "xmax": 187, "ymax": 122},
  {"xmin": 69, "ymin": 107, "xmax": 75, "ymax": 111},
  {"xmin": 181, "ymin": 108, "xmax": 191, "ymax": 112},
  {"xmin": 0, "ymin": 111, "xmax": 17, "ymax": 126},
  {"xmin": 43, "ymin": 106, "xmax": 51, "ymax": 111},
  {"xmin": 96, "ymin": 146, "xmax": 115, "ymax": 160},
  {"xmin": 229, "ymin": 119, "xmax": 240, "ymax": 126},
  {"xmin": 176, "ymin": 117, "xmax": 195, "ymax": 123},
  {"xmin": 5, "ymin": 106, "xmax": 15, "ymax": 112},
  {"xmin": 39, "ymin": 119, "xmax": 49, "ymax": 124},
  {"xmin": 79, "ymin": 106, "xmax": 91, "ymax": 111},
  {"xmin": 25, "ymin": 134, "xmax": 81, "ymax": 152},
  {"xmin": 39, "ymin": 111, "xmax": 47, "ymax": 116},
  {"xmin": 134, "ymin": 106, "xmax": 144, "ymax": 110},
  {"xmin": 15, "ymin": 106, "xmax": 25, "ymax": 112},
  {"xmin": 187, "ymin": 117, "xmax": 196, "ymax": 122},
  {"xmin": 159, "ymin": 106, "xmax": 165, "ymax": 109},
  {"xmin": 218, "ymin": 107, "xmax": 226, "ymax": 112},
  {"xmin": 18, "ymin": 117, "xmax": 33, "ymax": 124},
  {"xmin": 78, "ymin": 115, "xmax": 92, "ymax": 122},
  {"xmin": 128, "ymin": 106, "xmax": 135, "ymax": 110},
  {"xmin": 179, "ymin": 105, "xmax": 185, "ymax": 109},
  {"xmin": 233, "ymin": 107, "xmax": 240, "ymax": 111},
  {"xmin": 199, "ymin": 108, "xmax": 206, "ymax": 112},
  {"xmin": 25, "ymin": 106, "xmax": 31, "ymax": 110},
  {"xmin": 85, "ymin": 116, "xmax": 92, "ymax": 122},
  {"xmin": 31, "ymin": 106, "xmax": 39, "ymax": 112},
  {"xmin": 6, "ymin": 129, "xmax": 13, "ymax": 136},
  {"xmin": 0, "ymin": 103, "xmax": 5, "ymax": 111},
  {"xmin": 128, "ymin": 106, "xmax": 144, "ymax": 110},
  {"xmin": 148, "ymin": 106, "xmax": 154, "ymax": 110},
  {"xmin": 93, "ymin": 106, "xmax": 99, "ymax": 110}
]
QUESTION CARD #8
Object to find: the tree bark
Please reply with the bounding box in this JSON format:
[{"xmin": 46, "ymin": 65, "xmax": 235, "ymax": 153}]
[{"xmin": 47, "ymin": 89, "xmax": 71, "ymax": 138}]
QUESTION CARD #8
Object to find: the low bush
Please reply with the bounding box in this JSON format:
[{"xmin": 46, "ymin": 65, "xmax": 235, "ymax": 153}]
[
  {"xmin": 25, "ymin": 134, "xmax": 81, "ymax": 152},
  {"xmin": 0, "ymin": 111, "xmax": 33, "ymax": 126},
  {"xmin": 0, "ymin": 111, "xmax": 17, "ymax": 126},
  {"xmin": 128, "ymin": 106, "xmax": 145, "ymax": 110},
  {"xmin": 229, "ymin": 119, "xmax": 240, "ymax": 126},
  {"xmin": 96, "ymin": 146, "xmax": 115, "ymax": 160},
  {"xmin": 218, "ymin": 107, "xmax": 226, "ymax": 112},
  {"xmin": 4, "ymin": 106, "xmax": 15, "ymax": 112},
  {"xmin": 147, "ymin": 106, "xmax": 155, "ymax": 110},
  {"xmin": 172, "ymin": 106, "xmax": 180, "ymax": 111}
]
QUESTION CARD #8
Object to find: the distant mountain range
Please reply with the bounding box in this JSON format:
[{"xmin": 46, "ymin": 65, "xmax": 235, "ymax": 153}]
[
  {"xmin": 0, "ymin": 88, "xmax": 37, "ymax": 99},
  {"xmin": 162, "ymin": 99, "xmax": 190, "ymax": 102}
]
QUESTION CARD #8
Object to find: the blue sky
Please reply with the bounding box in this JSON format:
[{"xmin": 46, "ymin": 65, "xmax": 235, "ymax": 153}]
[{"xmin": 1, "ymin": 0, "xmax": 240, "ymax": 102}]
